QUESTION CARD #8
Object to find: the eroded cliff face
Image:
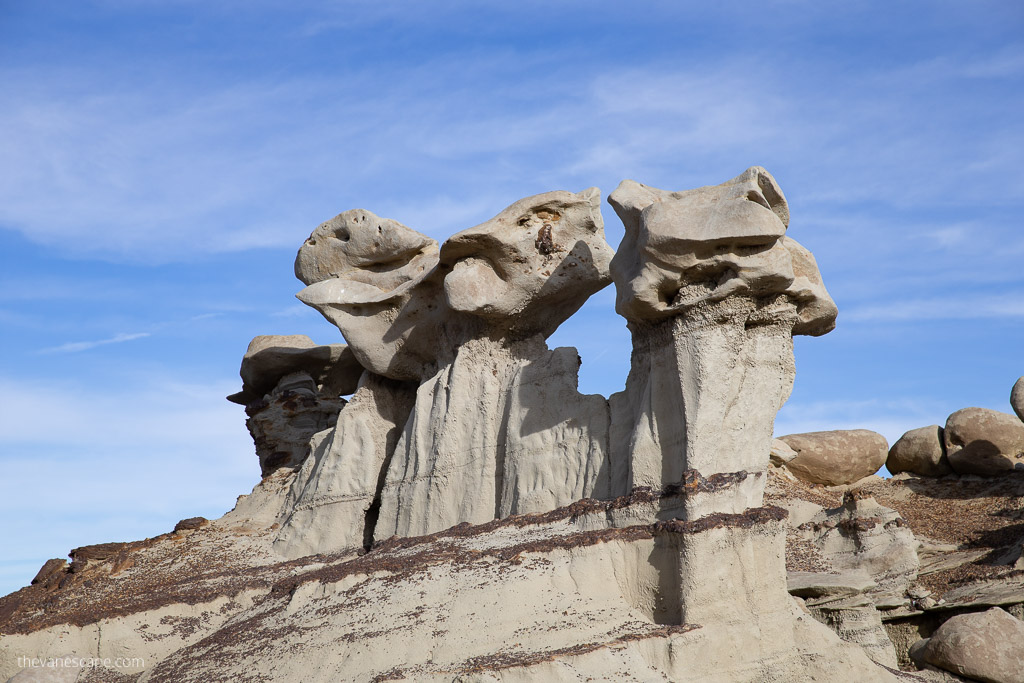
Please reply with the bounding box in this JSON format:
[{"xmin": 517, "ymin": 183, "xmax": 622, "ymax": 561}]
[{"xmin": 6, "ymin": 168, "xmax": 1021, "ymax": 682}]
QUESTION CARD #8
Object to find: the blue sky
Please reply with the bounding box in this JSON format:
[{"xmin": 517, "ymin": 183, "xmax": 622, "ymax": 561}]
[{"xmin": 1, "ymin": 1, "xmax": 1022, "ymax": 597}]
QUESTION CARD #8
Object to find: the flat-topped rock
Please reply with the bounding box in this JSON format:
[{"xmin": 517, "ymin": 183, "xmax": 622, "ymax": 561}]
[
  {"xmin": 227, "ymin": 334, "xmax": 362, "ymax": 405},
  {"xmin": 944, "ymin": 407, "xmax": 1024, "ymax": 476},
  {"xmin": 779, "ymin": 429, "xmax": 888, "ymax": 485},
  {"xmin": 787, "ymin": 570, "xmax": 876, "ymax": 598}
]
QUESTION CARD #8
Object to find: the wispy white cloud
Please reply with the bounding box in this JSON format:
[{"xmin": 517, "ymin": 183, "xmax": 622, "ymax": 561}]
[
  {"xmin": 845, "ymin": 293, "xmax": 1024, "ymax": 323},
  {"xmin": 37, "ymin": 331, "xmax": 151, "ymax": 354},
  {"xmin": 0, "ymin": 372, "xmax": 258, "ymax": 595}
]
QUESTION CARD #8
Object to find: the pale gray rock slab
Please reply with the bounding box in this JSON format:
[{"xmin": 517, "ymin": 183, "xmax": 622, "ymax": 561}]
[
  {"xmin": 770, "ymin": 437, "xmax": 798, "ymax": 465},
  {"xmin": 941, "ymin": 577, "xmax": 1024, "ymax": 609},
  {"xmin": 787, "ymin": 570, "xmax": 876, "ymax": 598},
  {"xmin": 1012, "ymin": 376, "xmax": 1024, "ymax": 422},
  {"xmin": 922, "ymin": 607, "xmax": 1024, "ymax": 683},
  {"xmin": 887, "ymin": 425, "xmax": 952, "ymax": 477},
  {"xmin": 944, "ymin": 407, "xmax": 1024, "ymax": 476},
  {"xmin": 780, "ymin": 429, "xmax": 889, "ymax": 486}
]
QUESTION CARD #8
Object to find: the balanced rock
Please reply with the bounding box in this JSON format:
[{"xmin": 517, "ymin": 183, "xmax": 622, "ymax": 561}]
[
  {"xmin": 1012, "ymin": 376, "xmax": 1024, "ymax": 422},
  {"xmin": 920, "ymin": 607, "xmax": 1024, "ymax": 682},
  {"xmin": 887, "ymin": 425, "xmax": 952, "ymax": 477},
  {"xmin": 944, "ymin": 407, "xmax": 1024, "ymax": 476},
  {"xmin": 779, "ymin": 429, "xmax": 888, "ymax": 485}
]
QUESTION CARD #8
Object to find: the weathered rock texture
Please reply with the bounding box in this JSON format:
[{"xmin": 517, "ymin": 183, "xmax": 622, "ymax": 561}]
[
  {"xmin": 887, "ymin": 425, "xmax": 952, "ymax": 478},
  {"xmin": 1, "ymin": 171, "xmax": 929, "ymax": 683},
  {"xmin": 919, "ymin": 607, "xmax": 1024, "ymax": 682},
  {"xmin": 227, "ymin": 335, "xmax": 362, "ymax": 476},
  {"xmin": 608, "ymin": 167, "xmax": 837, "ymax": 515},
  {"xmin": 294, "ymin": 188, "xmax": 617, "ymax": 541},
  {"xmin": 780, "ymin": 429, "xmax": 889, "ymax": 485},
  {"xmin": 944, "ymin": 407, "xmax": 1024, "ymax": 476}
]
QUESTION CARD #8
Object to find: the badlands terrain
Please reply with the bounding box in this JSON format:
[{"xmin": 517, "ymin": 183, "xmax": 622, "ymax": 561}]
[{"xmin": 2, "ymin": 168, "xmax": 1023, "ymax": 682}]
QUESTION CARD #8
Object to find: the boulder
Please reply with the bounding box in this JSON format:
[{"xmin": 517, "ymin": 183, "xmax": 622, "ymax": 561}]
[
  {"xmin": 921, "ymin": 607, "xmax": 1024, "ymax": 682},
  {"xmin": 887, "ymin": 425, "xmax": 952, "ymax": 477},
  {"xmin": 944, "ymin": 407, "xmax": 1024, "ymax": 476},
  {"xmin": 779, "ymin": 429, "xmax": 888, "ymax": 485},
  {"xmin": 1012, "ymin": 376, "xmax": 1024, "ymax": 422}
]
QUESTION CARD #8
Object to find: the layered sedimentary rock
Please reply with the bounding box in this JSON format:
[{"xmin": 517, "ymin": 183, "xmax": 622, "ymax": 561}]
[
  {"xmin": 3, "ymin": 169, "xmax": 937, "ymax": 682},
  {"xmin": 227, "ymin": 335, "xmax": 362, "ymax": 476},
  {"xmin": 608, "ymin": 167, "xmax": 837, "ymax": 513},
  {"xmin": 294, "ymin": 189, "xmax": 616, "ymax": 541}
]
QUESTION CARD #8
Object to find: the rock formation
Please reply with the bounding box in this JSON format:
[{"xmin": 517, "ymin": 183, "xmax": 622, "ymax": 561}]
[
  {"xmin": 944, "ymin": 407, "xmax": 1024, "ymax": 476},
  {"xmin": 887, "ymin": 425, "xmax": 952, "ymax": 478},
  {"xmin": 11, "ymin": 168, "xmax": 1024, "ymax": 682},
  {"xmin": 779, "ymin": 429, "xmax": 890, "ymax": 486},
  {"xmin": 607, "ymin": 167, "xmax": 837, "ymax": 514},
  {"xmin": 227, "ymin": 335, "xmax": 362, "ymax": 476}
]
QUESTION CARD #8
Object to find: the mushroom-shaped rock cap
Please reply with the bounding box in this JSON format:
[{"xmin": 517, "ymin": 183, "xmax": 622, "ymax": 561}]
[
  {"xmin": 440, "ymin": 187, "xmax": 614, "ymax": 339},
  {"xmin": 608, "ymin": 167, "xmax": 836, "ymax": 336},
  {"xmin": 294, "ymin": 212, "xmax": 443, "ymax": 381},
  {"xmin": 227, "ymin": 334, "xmax": 363, "ymax": 405},
  {"xmin": 295, "ymin": 209, "xmax": 439, "ymax": 290}
]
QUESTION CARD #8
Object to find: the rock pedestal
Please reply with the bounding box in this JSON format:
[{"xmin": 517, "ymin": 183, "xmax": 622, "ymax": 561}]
[{"xmin": 608, "ymin": 167, "xmax": 836, "ymax": 513}]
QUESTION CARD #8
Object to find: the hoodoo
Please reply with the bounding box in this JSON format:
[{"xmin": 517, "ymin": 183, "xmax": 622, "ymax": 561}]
[{"xmin": 3, "ymin": 168, "xmax": 1023, "ymax": 682}]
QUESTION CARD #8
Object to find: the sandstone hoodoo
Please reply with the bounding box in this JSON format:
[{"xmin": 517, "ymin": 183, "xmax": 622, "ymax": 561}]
[{"xmin": 3, "ymin": 167, "xmax": 1023, "ymax": 682}]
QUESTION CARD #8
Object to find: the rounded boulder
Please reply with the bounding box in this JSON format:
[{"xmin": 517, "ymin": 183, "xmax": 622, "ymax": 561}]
[
  {"xmin": 886, "ymin": 425, "xmax": 952, "ymax": 477},
  {"xmin": 922, "ymin": 607, "xmax": 1024, "ymax": 683},
  {"xmin": 1012, "ymin": 376, "xmax": 1024, "ymax": 422},
  {"xmin": 778, "ymin": 429, "xmax": 889, "ymax": 486},
  {"xmin": 944, "ymin": 407, "xmax": 1024, "ymax": 476}
]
